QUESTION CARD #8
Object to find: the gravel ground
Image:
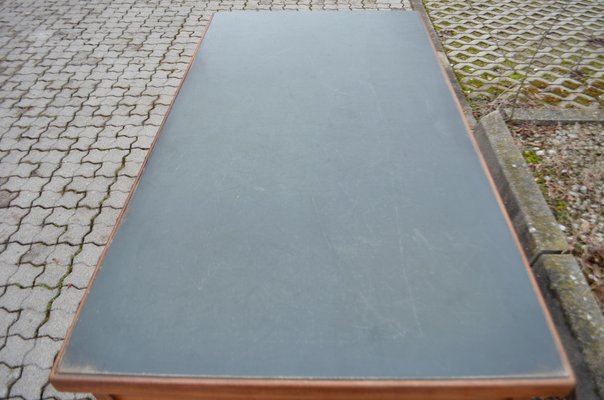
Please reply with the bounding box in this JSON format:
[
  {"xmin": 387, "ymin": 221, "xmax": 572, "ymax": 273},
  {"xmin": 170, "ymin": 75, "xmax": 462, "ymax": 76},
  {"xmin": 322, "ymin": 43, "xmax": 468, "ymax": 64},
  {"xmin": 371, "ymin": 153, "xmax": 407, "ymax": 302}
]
[{"xmin": 510, "ymin": 122, "xmax": 604, "ymax": 311}]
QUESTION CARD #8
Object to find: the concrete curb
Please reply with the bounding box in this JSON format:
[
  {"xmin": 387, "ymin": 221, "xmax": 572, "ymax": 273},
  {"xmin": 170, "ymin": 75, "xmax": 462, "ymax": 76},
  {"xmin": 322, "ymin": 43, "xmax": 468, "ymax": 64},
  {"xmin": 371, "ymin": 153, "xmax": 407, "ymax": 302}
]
[
  {"xmin": 476, "ymin": 110, "xmax": 604, "ymax": 399},
  {"xmin": 474, "ymin": 111, "xmax": 568, "ymax": 264},
  {"xmin": 534, "ymin": 255, "xmax": 604, "ymax": 399},
  {"xmin": 504, "ymin": 108, "xmax": 604, "ymax": 124}
]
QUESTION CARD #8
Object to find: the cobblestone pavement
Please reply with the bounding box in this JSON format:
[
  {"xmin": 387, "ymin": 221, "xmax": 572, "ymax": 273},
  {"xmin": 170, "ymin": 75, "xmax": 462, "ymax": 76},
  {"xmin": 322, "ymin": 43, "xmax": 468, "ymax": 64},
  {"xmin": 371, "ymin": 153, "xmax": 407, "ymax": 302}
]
[
  {"xmin": 423, "ymin": 0, "xmax": 604, "ymax": 112},
  {"xmin": 0, "ymin": 1, "xmax": 410, "ymax": 399}
]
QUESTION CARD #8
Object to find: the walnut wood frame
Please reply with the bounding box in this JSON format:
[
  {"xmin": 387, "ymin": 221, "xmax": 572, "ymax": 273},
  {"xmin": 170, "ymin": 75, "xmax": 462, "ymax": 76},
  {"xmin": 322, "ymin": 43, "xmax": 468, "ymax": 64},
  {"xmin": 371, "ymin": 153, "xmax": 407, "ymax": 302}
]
[{"xmin": 50, "ymin": 12, "xmax": 575, "ymax": 400}]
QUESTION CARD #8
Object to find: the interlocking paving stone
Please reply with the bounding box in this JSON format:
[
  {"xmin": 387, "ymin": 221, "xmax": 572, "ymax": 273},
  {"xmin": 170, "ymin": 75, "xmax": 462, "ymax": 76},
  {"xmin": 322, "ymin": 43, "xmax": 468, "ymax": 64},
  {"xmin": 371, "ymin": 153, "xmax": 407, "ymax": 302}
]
[
  {"xmin": 0, "ymin": 364, "xmax": 20, "ymax": 398},
  {"xmin": 0, "ymin": 309, "xmax": 19, "ymax": 338},
  {"xmin": 0, "ymin": 288, "xmax": 32, "ymax": 312},
  {"xmin": 10, "ymin": 365, "xmax": 49, "ymax": 399},
  {"xmin": 37, "ymin": 309, "xmax": 74, "ymax": 341},
  {"xmin": 423, "ymin": 0, "xmax": 604, "ymax": 111},
  {"xmin": 62, "ymin": 264, "xmax": 95, "ymax": 290},
  {"xmin": 0, "ymin": 336, "xmax": 35, "ymax": 366},
  {"xmin": 8, "ymin": 309, "xmax": 47, "ymax": 340},
  {"xmin": 24, "ymin": 338, "xmax": 63, "ymax": 369}
]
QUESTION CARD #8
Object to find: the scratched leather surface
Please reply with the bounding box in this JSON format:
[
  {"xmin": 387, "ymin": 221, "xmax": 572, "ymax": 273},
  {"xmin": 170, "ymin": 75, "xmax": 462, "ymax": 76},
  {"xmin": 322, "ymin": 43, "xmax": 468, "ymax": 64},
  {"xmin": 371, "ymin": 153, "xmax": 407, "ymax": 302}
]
[{"xmin": 60, "ymin": 12, "xmax": 566, "ymax": 379}]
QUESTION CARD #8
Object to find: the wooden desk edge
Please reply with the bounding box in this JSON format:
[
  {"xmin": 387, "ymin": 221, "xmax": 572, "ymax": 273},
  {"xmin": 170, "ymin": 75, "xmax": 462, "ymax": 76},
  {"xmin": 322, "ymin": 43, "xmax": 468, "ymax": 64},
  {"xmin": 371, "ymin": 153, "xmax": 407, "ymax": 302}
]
[
  {"xmin": 50, "ymin": 11, "xmax": 577, "ymax": 400},
  {"xmin": 50, "ymin": 372, "xmax": 575, "ymax": 400}
]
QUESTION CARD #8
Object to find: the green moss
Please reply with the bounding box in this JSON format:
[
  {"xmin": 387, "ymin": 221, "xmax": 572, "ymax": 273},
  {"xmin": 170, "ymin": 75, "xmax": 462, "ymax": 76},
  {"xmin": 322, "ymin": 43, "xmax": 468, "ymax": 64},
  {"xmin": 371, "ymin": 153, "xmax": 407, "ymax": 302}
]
[
  {"xmin": 584, "ymin": 87, "xmax": 603, "ymax": 98},
  {"xmin": 531, "ymin": 79, "xmax": 548, "ymax": 89},
  {"xmin": 523, "ymin": 150, "xmax": 541, "ymax": 164},
  {"xmin": 550, "ymin": 87, "xmax": 570, "ymax": 97},
  {"xmin": 467, "ymin": 78, "xmax": 484, "ymax": 88},
  {"xmin": 562, "ymin": 80, "xmax": 581, "ymax": 90},
  {"xmin": 542, "ymin": 95, "xmax": 562, "ymax": 105},
  {"xmin": 502, "ymin": 59, "xmax": 517, "ymax": 68},
  {"xmin": 487, "ymin": 86, "xmax": 503, "ymax": 96},
  {"xmin": 553, "ymin": 199, "xmax": 571, "ymax": 225},
  {"xmin": 575, "ymin": 96, "xmax": 593, "ymax": 106},
  {"xmin": 589, "ymin": 61, "xmax": 603, "ymax": 69}
]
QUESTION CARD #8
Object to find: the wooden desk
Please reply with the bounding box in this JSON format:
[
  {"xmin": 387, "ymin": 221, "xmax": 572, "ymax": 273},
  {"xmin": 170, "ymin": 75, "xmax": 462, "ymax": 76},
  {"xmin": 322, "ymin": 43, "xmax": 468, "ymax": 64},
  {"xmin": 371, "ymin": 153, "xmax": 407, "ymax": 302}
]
[{"xmin": 51, "ymin": 11, "xmax": 574, "ymax": 399}]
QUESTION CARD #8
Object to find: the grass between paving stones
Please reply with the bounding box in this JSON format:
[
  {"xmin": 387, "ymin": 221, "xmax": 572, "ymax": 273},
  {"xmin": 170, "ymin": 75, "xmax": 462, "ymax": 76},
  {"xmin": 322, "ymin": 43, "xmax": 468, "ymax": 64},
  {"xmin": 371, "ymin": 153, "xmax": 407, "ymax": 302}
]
[{"xmin": 510, "ymin": 122, "xmax": 604, "ymax": 312}]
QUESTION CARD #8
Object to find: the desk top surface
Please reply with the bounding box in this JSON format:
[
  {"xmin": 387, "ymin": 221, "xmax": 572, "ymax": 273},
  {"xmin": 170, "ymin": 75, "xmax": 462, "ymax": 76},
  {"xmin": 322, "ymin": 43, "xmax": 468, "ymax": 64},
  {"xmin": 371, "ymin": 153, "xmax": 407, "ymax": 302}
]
[{"xmin": 57, "ymin": 11, "xmax": 568, "ymax": 382}]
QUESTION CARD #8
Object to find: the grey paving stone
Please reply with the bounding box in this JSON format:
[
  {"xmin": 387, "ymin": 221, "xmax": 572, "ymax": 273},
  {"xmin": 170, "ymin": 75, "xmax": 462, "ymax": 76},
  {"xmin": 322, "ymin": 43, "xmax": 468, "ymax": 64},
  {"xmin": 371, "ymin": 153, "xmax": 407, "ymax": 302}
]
[
  {"xmin": 9, "ymin": 224, "xmax": 43, "ymax": 245},
  {"xmin": 94, "ymin": 161, "xmax": 121, "ymax": 177},
  {"xmin": 7, "ymin": 264, "xmax": 43, "ymax": 287},
  {"xmin": 0, "ymin": 190, "xmax": 18, "ymax": 208},
  {"xmin": 0, "ymin": 335, "xmax": 35, "ymax": 365},
  {"xmin": 71, "ymin": 137, "xmax": 96, "ymax": 152},
  {"xmin": 35, "ymin": 224, "xmax": 67, "ymax": 245},
  {"xmin": 103, "ymin": 190, "xmax": 129, "ymax": 209},
  {"xmin": 72, "ymin": 244, "xmax": 103, "ymax": 268},
  {"xmin": 111, "ymin": 175, "xmax": 135, "ymax": 193},
  {"xmin": 9, "ymin": 191, "xmax": 40, "ymax": 208},
  {"xmin": 0, "ymin": 363, "xmax": 20, "ymax": 398},
  {"xmin": 80, "ymin": 149, "xmax": 104, "ymax": 165},
  {"xmin": 20, "ymin": 243, "xmax": 54, "ymax": 265},
  {"xmin": 101, "ymin": 148, "xmax": 128, "ymax": 164},
  {"xmin": 32, "ymin": 162, "xmax": 60, "ymax": 178},
  {"xmin": 131, "ymin": 134, "xmax": 155, "ymax": 149},
  {"xmin": 51, "ymin": 287, "xmax": 84, "ymax": 314},
  {"xmin": 32, "ymin": 191, "xmax": 63, "ymax": 208},
  {"xmin": 0, "ymin": 309, "xmax": 19, "ymax": 338},
  {"xmin": 21, "ymin": 287, "xmax": 57, "ymax": 313},
  {"xmin": 45, "ymin": 208, "xmax": 76, "ymax": 227},
  {"xmin": 44, "ymin": 177, "xmax": 71, "ymax": 194},
  {"xmin": 67, "ymin": 208, "xmax": 97, "ymax": 227},
  {"xmin": 78, "ymin": 191, "xmax": 106, "ymax": 209},
  {"xmin": 2, "ymin": 163, "xmax": 35, "ymax": 178},
  {"xmin": 0, "ymin": 151, "xmax": 27, "ymax": 165},
  {"xmin": 36, "ymin": 265, "xmax": 69, "ymax": 289},
  {"xmin": 84, "ymin": 223, "xmax": 113, "ymax": 245},
  {"xmin": 42, "ymin": 382, "xmax": 80, "ymax": 400},
  {"xmin": 7, "ymin": 309, "xmax": 46, "ymax": 340},
  {"xmin": 0, "ymin": 263, "xmax": 19, "ymax": 287},
  {"xmin": 10, "ymin": 364, "xmax": 48, "ymax": 399},
  {"xmin": 94, "ymin": 207, "xmax": 120, "ymax": 227},
  {"xmin": 0, "ymin": 224, "xmax": 19, "ymax": 244},
  {"xmin": 65, "ymin": 177, "xmax": 92, "ymax": 193},
  {"xmin": 46, "ymin": 244, "xmax": 79, "ymax": 268},
  {"xmin": 62, "ymin": 263, "xmax": 95, "ymax": 289},
  {"xmin": 96, "ymin": 126, "xmax": 123, "ymax": 139},
  {"xmin": 58, "ymin": 224, "xmax": 90, "ymax": 247},
  {"xmin": 21, "ymin": 207, "xmax": 53, "ymax": 226},
  {"xmin": 54, "ymin": 192, "xmax": 84, "ymax": 209},
  {"xmin": 0, "ymin": 287, "xmax": 32, "ymax": 311},
  {"xmin": 86, "ymin": 176, "xmax": 113, "ymax": 193},
  {"xmin": 38, "ymin": 309, "xmax": 73, "ymax": 339},
  {"xmin": 2, "ymin": 177, "xmax": 26, "ymax": 192},
  {"xmin": 23, "ymin": 337, "xmax": 62, "ymax": 369},
  {"xmin": 59, "ymin": 150, "xmax": 86, "ymax": 165},
  {"xmin": 0, "ymin": 207, "xmax": 28, "ymax": 226}
]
